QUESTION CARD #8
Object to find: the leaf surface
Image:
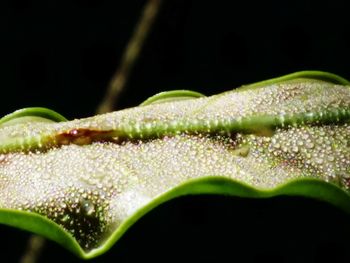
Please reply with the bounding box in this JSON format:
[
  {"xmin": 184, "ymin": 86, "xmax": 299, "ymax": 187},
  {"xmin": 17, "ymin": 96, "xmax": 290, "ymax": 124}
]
[{"xmin": 0, "ymin": 71, "xmax": 349, "ymax": 258}]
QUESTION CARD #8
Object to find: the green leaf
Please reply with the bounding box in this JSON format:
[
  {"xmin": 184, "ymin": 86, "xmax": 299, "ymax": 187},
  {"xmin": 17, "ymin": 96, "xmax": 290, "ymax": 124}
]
[
  {"xmin": 140, "ymin": 89, "xmax": 205, "ymax": 106},
  {"xmin": 0, "ymin": 71, "xmax": 349, "ymax": 259},
  {"xmin": 0, "ymin": 107, "xmax": 67, "ymax": 127}
]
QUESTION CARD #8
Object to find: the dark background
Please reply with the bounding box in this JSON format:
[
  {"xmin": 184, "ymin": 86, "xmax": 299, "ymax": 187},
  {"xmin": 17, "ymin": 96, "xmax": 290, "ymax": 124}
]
[
  {"xmin": 1, "ymin": 0, "xmax": 350, "ymax": 118},
  {"xmin": 1, "ymin": 0, "xmax": 350, "ymax": 262}
]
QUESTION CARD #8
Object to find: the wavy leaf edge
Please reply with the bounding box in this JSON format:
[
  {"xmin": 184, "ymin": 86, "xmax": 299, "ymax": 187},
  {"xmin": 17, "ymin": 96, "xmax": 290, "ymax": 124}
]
[
  {"xmin": 240, "ymin": 70, "xmax": 350, "ymax": 89},
  {"xmin": 140, "ymin": 89, "xmax": 206, "ymax": 106},
  {"xmin": 0, "ymin": 107, "xmax": 67, "ymax": 127},
  {"xmin": 0, "ymin": 70, "xmax": 349, "ymax": 259},
  {"xmin": 0, "ymin": 177, "xmax": 350, "ymax": 259}
]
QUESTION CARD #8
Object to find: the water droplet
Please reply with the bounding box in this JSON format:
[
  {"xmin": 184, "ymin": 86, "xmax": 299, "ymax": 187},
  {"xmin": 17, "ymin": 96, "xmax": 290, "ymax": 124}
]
[
  {"xmin": 327, "ymin": 156, "xmax": 335, "ymax": 162},
  {"xmin": 81, "ymin": 199, "xmax": 95, "ymax": 216},
  {"xmin": 306, "ymin": 141, "xmax": 314, "ymax": 149},
  {"xmin": 233, "ymin": 145, "xmax": 250, "ymax": 157},
  {"xmin": 315, "ymin": 157, "xmax": 324, "ymax": 164},
  {"xmin": 292, "ymin": 146, "xmax": 299, "ymax": 153}
]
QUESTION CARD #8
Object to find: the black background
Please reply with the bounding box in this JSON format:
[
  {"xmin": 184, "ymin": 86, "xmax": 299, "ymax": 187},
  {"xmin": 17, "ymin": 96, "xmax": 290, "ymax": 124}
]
[{"xmin": 1, "ymin": 0, "xmax": 350, "ymax": 262}]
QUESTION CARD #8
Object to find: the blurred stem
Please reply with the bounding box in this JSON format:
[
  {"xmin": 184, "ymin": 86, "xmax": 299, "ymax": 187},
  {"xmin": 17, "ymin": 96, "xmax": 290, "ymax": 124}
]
[
  {"xmin": 97, "ymin": 0, "xmax": 163, "ymax": 114},
  {"xmin": 20, "ymin": 235, "xmax": 45, "ymax": 263},
  {"xmin": 20, "ymin": 1, "xmax": 162, "ymax": 262}
]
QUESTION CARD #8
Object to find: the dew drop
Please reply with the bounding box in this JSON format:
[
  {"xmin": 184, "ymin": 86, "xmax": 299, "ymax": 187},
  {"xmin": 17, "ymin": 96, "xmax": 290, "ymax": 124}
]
[
  {"xmin": 305, "ymin": 141, "xmax": 314, "ymax": 149},
  {"xmin": 327, "ymin": 156, "xmax": 335, "ymax": 162},
  {"xmin": 232, "ymin": 145, "xmax": 250, "ymax": 157},
  {"xmin": 315, "ymin": 157, "xmax": 324, "ymax": 165},
  {"xmin": 61, "ymin": 214, "xmax": 70, "ymax": 222},
  {"xmin": 292, "ymin": 146, "xmax": 299, "ymax": 153},
  {"xmin": 81, "ymin": 199, "xmax": 95, "ymax": 216}
]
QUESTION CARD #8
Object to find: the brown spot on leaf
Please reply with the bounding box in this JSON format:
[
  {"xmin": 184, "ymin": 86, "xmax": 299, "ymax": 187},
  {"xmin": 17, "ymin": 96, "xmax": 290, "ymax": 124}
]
[
  {"xmin": 55, "ymin": 129, "xmax": 115, "ymax": 146},
  {"xmin": 0, "ymin": 155, "xmax": 9, "ymax": 165}
]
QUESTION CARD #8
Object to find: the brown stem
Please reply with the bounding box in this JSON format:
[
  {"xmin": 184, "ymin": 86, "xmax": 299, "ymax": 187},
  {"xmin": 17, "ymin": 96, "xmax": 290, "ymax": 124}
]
[
  {"xmin": 97, "ymin": 0, "xmax": 163, "ymax": 114},
  {"xmin": 20, "ymin": 235, "xmax": 46, "ymax": 263},
  {"xmin": 20, "ymin": 1, "xmax": 163, "ymax": 262}
]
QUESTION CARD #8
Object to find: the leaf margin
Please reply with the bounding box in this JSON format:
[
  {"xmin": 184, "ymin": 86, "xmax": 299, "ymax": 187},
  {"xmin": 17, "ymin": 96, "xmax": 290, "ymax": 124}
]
[
  {"xmin": 0, "ymin": 70, "xmax": 349, "ymax": 258},
  {"xmin": 1, "ymin": 177, "xmax": 350, "ymax": 259}
]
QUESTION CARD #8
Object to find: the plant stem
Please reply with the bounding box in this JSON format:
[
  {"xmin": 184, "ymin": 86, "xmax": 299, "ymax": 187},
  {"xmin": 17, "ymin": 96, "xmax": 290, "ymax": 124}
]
[
  {"xmin": 20, "ymin": 235, "xmax": 46, "ymax": 263},
  {"xmin": 97, "ymin": 0, "xmax": 163, "ymax": 114},
  {"xmin": 20, "ymin": 1, "xmax": 162, "ymax": 262}
]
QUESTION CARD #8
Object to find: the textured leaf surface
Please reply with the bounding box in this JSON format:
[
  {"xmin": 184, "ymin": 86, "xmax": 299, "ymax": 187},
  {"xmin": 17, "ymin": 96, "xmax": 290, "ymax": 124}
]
[{"xmin": 0, "ymin": 71, "xmax": 349, "ymax": 258}]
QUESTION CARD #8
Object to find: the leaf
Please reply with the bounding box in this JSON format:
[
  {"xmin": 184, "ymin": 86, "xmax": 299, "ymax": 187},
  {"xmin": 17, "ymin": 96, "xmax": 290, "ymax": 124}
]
[
  {"xmin": 0, "ymin": 71, "xmax": 349, "ymax": 259},
  {"xmin": 0, "ymin": 107, "xmax": 67, "ymax": 128},
  {"xmin": 139, "ymin": 90, "xmax": 205, "ymax": 106}
]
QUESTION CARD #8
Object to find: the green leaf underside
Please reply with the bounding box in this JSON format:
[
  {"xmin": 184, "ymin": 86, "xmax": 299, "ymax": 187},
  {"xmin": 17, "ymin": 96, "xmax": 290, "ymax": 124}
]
[
  {"xmin": 139, "ymin": 89, "xmax": 206, "ymax": 106},
  {"xmin": 0, "ymin": 107, "xmax": 67, "ymax": 127},
  {"xmin": 0, "ymin": 71, "xmax": 349, "ymax": 258}
]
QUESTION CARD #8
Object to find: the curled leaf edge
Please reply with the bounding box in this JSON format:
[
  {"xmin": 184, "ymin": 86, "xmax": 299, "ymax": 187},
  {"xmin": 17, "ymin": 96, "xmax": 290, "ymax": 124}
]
[
  {"xmin": 0, "ymin": 70, "xmax": 349, "ymax": 258},
  {"xmin": 0, "ymin": 177, "xmax": 350, "ymax": 259}
]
